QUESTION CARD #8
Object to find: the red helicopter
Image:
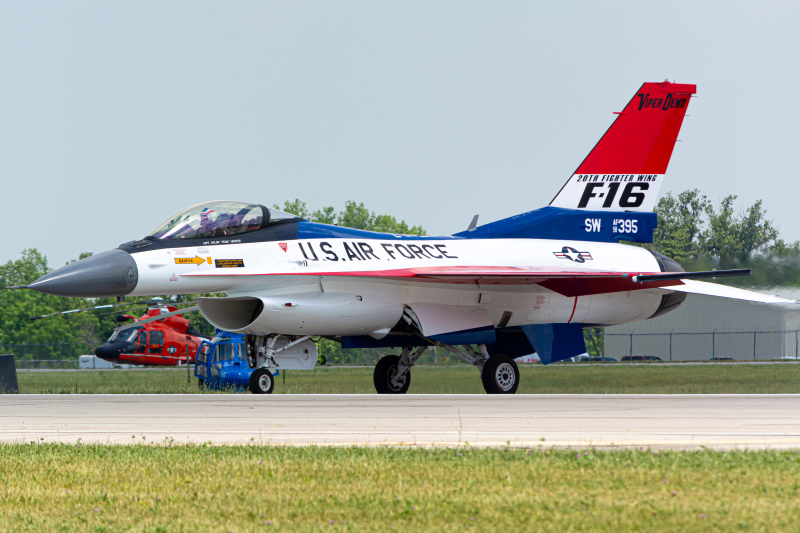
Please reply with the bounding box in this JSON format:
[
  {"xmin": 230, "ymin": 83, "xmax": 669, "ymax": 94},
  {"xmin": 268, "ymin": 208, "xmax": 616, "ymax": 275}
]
[{"xmin": 29, "ymin": 298, "xmax": 208, "ymax": 366}]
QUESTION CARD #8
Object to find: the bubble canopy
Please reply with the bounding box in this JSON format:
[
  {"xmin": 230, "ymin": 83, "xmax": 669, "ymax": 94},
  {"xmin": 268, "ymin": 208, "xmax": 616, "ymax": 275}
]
[{"xmin": 148, "ymin": 201, "xmax": 299, "ymax": 240}]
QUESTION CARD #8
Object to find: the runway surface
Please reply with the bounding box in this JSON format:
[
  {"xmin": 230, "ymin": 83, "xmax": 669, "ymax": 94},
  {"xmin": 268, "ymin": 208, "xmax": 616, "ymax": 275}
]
[{"xmin": 2, "ymin": 394, "xmax": 799, "ymax": 450}]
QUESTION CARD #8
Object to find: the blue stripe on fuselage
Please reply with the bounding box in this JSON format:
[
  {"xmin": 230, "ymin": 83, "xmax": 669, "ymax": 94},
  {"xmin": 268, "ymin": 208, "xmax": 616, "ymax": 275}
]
[
  {"xmin": 453, "ymin": 206, "xmax": 656, "ymax": 244},
  {"xmin": 297, "ymin": 206, "xmax": 656, "ymax": 244}
]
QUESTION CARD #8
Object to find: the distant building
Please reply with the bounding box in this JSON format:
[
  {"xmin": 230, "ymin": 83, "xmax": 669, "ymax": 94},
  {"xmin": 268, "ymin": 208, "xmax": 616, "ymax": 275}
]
[{"xmin": 604, "ymin": 289, "xmax": 800, "ymax": 361}]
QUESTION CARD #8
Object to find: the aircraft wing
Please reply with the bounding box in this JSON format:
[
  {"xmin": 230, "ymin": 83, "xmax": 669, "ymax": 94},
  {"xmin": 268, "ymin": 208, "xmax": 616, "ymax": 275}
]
[
  {"xmin": 399, "ymin": 267, "xmax": 790, "ymax": 303},
  {"xmin": 398, "ymin": 266, "xmax": 681, "ymax": 296},
  {"xmin": 185, "ymin": 266, "xmax": 778, "ymax": 301},
  {"xmin": 315, "ymin": 266, "xmax": 750, "ymax": 297},
  {"xmin": 660, "ymin": 279, "xmax": 796, "ymax": 304}
]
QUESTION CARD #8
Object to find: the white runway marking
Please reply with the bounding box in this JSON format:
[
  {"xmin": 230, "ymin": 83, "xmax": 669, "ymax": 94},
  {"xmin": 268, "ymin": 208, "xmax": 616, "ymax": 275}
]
[{"xmin": 2, "ymin": 394, "xmax": 799, "ymax": 450}]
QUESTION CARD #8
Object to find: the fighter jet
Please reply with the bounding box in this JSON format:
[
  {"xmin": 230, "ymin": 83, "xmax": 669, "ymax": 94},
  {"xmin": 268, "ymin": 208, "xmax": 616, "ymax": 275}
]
[{"xmin": 16, "ymin": 81, "xmax": 792, "ymax": 394}]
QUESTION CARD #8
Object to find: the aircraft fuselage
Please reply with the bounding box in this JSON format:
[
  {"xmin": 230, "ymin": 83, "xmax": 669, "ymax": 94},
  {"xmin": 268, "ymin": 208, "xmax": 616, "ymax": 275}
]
[{"xmin": 127, "ymin": 236, "xmax": 666, "ymax": 337}]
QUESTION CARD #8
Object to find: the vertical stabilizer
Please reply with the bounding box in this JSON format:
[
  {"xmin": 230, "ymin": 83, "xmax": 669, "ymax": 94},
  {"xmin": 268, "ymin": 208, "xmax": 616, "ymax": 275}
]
[{"xmin": 550, "ymin": 81, "xmax": 696, "ymax": 212}]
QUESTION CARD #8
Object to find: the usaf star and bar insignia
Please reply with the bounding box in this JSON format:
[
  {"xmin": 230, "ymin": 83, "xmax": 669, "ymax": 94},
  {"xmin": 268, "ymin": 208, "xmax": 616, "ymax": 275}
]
[{"xmin": 553, "ymin": 246, "xmax": 593, "ymax": 263}]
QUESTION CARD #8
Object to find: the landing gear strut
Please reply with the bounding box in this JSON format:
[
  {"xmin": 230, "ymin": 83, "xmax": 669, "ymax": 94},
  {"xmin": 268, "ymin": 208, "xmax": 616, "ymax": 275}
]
[
  {"xmin": 373, "ymin": 355, "xmax": 409, "ymax": 394},
  {"xmin": 370, "ymin": 337, "xmax": 521, "ymax": 395},
  {"xmin": 431, "ymin": 342, "xmax": 519, "ymax": 394},
  {"xmin": 243, "ymin": 334, "xmax": 316, "ymax": 395},
  {"xmin": 373, "ymin": 346, "xmax": 427, "ymax": 394}
]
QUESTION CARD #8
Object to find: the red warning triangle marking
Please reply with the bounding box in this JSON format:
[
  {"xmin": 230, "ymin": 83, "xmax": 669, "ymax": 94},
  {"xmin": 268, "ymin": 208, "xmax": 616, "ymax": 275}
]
[{"xmin": 279, "ymin": 243, "xmax": 287, "ymax": 252}]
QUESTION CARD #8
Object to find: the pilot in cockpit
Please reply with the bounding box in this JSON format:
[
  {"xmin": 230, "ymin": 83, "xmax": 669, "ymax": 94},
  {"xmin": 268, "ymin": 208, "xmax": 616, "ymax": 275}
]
[
  {"xmin": 199, "ymin": 208, "xmax": 233, "ymax": 236},
  {"xmin": 149, "ymin": 201, "xmax": 278, "ymax": 240}
]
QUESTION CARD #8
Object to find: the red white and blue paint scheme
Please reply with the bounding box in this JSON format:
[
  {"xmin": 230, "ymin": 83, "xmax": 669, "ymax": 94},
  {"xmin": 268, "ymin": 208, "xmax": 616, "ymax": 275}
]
[{"xmin": 18, "ymin": 81, "xmax": 792, "ymax": 394}]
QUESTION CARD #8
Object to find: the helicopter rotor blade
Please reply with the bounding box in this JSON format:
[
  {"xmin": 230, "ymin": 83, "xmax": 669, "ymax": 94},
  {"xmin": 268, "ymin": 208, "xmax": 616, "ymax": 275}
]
[
  {"xmin": 28, "ymin": 302, "xmax": 143, "ymax": 321},
  {"xmin": 114, "ymin": 306, "xmax": 200, "ymax": 332},
  {"xmin": 27, "ymin": 299, "xmax": 197, "ymax": 321},
  {"xmin": 93, "ymin": 301, "xmax": 198, "ymax": 318}
]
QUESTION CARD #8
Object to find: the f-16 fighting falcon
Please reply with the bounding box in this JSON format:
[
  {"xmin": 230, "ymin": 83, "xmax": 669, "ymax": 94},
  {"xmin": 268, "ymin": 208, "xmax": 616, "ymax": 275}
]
[{"xmin": 14, "ymin": 81, "xmax": 792, "ymax": 394}]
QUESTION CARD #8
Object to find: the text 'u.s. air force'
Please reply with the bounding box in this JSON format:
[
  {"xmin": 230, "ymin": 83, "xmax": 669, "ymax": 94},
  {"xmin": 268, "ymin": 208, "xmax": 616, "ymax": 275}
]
[{"xmin": 297, "ymin": 242, "xmax": 458, "ymax": 262}]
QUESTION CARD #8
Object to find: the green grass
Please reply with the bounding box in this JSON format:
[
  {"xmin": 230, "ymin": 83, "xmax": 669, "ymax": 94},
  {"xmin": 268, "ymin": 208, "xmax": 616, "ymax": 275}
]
[
  {"xmin": 1, "ymin": 444, "xmax": 799, "ymax": 532},
  {"xmin": 15, "ymin": 363, "xmax": 800, "ymax": 394}
]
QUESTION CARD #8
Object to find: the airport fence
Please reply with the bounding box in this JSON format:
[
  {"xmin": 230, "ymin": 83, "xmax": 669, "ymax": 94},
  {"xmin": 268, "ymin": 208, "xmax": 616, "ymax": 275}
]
[
  {"xmin": 3, "ymin": 330, "xmax": 798, "ymax": 369},
  {"xmin": 588, "ymin": 330, "xmax": 800, "ymax": 361},
  {"xmin": 0, "ymin": 342, "xmax": 94, "ymax": 369}
]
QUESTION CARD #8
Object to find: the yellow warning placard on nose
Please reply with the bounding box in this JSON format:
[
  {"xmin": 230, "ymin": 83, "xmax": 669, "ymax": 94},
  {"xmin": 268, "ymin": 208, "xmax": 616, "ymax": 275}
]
[
  {"xmin": 214, "ymin": 259, "xmax": 245, "ymax": 268},
  {"xmin": 174, "ymin": 256, "xmax": 209, "ymax": 266}
]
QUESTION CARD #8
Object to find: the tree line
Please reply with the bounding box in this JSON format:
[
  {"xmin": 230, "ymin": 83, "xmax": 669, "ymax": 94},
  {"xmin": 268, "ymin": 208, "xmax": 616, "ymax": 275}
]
[
  {"xmin": 648, "ymin": 190, "xmax": 800, "ymax": 287},
  {"xmin": 276, "ymin": 199, "xmax": 426, "ymax": 235},
  {"xmin": 649, "ymin": 190, "xmax": 790, "ymax": 261}
]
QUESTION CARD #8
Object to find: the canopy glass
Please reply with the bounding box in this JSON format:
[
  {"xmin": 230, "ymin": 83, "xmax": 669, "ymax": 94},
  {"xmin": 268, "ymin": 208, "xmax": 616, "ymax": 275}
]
[{"xmin": 148, "ymin": 201, "xmax": 297, "ymax": 240}]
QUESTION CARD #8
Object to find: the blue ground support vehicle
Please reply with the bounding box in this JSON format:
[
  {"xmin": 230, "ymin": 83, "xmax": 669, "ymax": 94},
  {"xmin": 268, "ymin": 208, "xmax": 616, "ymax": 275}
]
[
  {"xmin": 195, "ymin": 329, "xmax": 326, "ymax": 393},
  {"xmin": 194, "ymin": 330, "xmax": 277, "ymax": 392}
]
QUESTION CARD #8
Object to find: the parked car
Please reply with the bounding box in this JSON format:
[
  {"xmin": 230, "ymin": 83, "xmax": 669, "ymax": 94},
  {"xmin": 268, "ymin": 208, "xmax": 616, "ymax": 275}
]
[
  {"xmin": 620, "ymin": 355, "xmax": 662, "ymax": 362},
  {"xmin": 710, "ymin": 357, "xmax": 734, "ymax": 361},
  {"xmin": 588, "ymin": 357, "xmax": 617, "ymax": 362}
]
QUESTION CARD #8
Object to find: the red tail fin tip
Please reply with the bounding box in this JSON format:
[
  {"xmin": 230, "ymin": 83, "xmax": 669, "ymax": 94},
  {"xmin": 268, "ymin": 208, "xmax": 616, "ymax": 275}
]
[{"xmin": 550, "ymin": 81, "xmax": 696, "ymax": 212}]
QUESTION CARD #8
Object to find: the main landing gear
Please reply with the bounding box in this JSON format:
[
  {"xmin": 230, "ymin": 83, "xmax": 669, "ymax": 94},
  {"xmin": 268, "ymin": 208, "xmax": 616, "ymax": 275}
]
[
  {"xmin": 372, "ymin": 344, "xmax": 520, "ymax": 395},
  {"xmin": 481, "ymin": 354, "xmax": 520, "ymax": 394},
  {"xmin": 373, "ymin": 347, "xmax": 428, "ymax": 394}
]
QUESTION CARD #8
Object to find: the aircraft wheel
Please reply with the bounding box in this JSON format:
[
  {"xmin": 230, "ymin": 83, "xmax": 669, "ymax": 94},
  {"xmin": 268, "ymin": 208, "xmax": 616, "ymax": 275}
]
[
  {"xmin": 198, "ymin": 378, "xmax": 205, "ymax": 390},
  {"xmin": 373, "ymin": 355, "xmax": 410, "ymax": 394},
  {"xmin": 249, "ymin": 368, "xmax": 275, "ymax": 394},
  {"xmin": 318, "ymin": 355, "xmax": 327, "ymax": 366},
  {"xmin": 481, "ymin": 354, "xmax": 520, "ymax": 394}
]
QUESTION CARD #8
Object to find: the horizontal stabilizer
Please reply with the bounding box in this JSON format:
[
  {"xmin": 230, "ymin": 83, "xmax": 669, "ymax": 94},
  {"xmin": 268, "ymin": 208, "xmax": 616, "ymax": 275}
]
[{"xmin": 661, "ymin": 280, "xmax": 796, "ymax": 304}]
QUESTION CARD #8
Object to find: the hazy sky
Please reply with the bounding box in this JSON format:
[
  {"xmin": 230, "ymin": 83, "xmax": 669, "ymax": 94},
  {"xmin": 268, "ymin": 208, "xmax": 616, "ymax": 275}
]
[{"xmin": 2, "ymin": 1, "xmax": 798, "ymax": 267}]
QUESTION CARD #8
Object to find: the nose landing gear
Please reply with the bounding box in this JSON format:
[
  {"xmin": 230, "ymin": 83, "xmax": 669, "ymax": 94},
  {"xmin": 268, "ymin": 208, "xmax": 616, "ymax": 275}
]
[{"xmin": 249, "ymin": 368, "xmax": 275, "ymax": 394}]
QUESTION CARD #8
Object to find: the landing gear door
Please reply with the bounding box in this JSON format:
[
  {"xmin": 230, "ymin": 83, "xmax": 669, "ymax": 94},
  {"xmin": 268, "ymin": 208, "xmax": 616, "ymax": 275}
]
[
  {"xmin": 271, "ymin": 338, "xmax": 318, "ymax": 371},
  {"xmin": 406, "ymin": 303, "xmax": 494, "ymax": 337}
]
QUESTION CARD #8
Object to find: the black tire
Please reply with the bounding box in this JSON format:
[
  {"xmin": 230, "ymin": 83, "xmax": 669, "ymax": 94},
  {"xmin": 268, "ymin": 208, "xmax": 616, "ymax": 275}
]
[
  {"xmin": 318, "ymin": 355, "xmax": 327, "ymax": 366},
  {"xmin": 198, "ymin": 378, "xmax": 205, "ymax": 390},
  {"xmin": 249, "ymin": 368, "xmax": 275, "ymax": 394},
  {"xmin": 373, "ymin": 355, "xmax": 410, "ymax": 394},
  {"xmin": 481, "ymin": 354, "xmax": 520, "ymax": 394}
]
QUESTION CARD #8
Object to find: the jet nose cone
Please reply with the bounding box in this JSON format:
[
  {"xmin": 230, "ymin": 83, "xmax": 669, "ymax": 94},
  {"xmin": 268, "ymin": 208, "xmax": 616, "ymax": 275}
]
[{"xmin": 28, "ymin": 249, "xmax": 138, "ymax": 297}]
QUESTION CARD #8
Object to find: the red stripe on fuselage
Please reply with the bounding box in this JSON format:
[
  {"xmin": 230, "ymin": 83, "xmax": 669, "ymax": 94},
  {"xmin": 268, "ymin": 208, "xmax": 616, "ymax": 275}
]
[{"xmin": 179, "ymin": 267, "xmax": 682, "ymax": 296}]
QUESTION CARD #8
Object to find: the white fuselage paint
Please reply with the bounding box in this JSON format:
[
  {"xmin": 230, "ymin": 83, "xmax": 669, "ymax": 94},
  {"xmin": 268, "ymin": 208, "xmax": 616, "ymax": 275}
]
[{"xmin": 127, "ymin": 237, "xmax": 668, "ymax": 337}]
